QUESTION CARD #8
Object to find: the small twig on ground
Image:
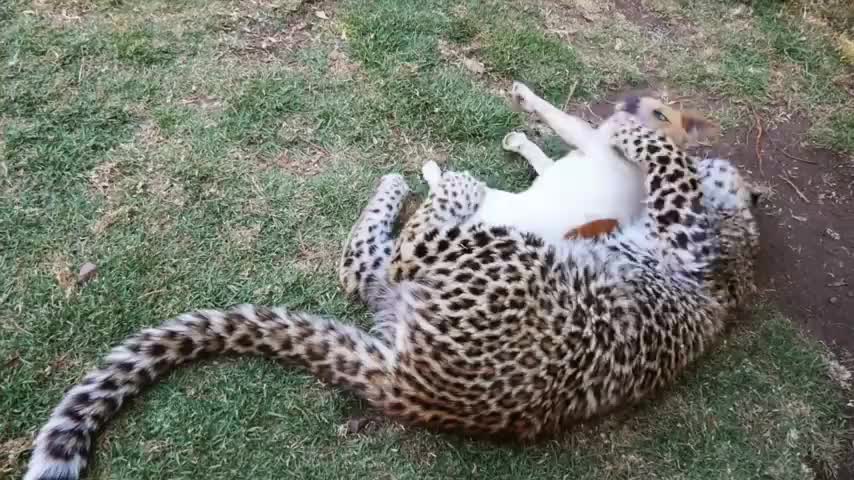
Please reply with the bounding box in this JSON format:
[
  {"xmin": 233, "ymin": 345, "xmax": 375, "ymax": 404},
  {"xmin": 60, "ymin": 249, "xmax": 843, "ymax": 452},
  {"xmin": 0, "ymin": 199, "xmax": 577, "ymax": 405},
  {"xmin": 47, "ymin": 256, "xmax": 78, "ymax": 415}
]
[
  {"xmin": 140, "ymin": 289, "xmax": 168, "ymax": 300},
  {"xmin": 78, "ymin": 56, "xmax": 86, "ymax": 84},
  {"xmin": 248, "ymin": 175, "xmax": 265, "ymax": 197},
  {"xmin": 585, "ymin": 104, "xmax": 602, "ymax": 123},
  {"xmin": 665, "ymin": 96, "xmax": 693, "ymax": 105},
  {"xmin": 768, "ymin": 137, "xmax": 819, "ymax": 165},
  {"xmin": 562, "ymin": 80, "xmax": 579, "ymax": 112},
  {"xmin": 781, "ymin": 147, "xmax": 818, "ymax": 165},
  {"xmin": 779, "ymin": 174, "xmax": 810, "ymax": 203},
  {"xmin": 751, "ymin": 106, "xmax": 764, "ymax": 175},
  {"xmin": 304, "ymin": 140, "xmax": 330, "ymax": 156}
]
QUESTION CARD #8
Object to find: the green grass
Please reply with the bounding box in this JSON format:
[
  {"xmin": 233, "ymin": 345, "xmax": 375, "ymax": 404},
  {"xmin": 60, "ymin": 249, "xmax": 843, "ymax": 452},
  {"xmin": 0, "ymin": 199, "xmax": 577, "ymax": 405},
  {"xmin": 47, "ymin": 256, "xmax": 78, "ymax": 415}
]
[
  {"xmin": 720, "ymin": 43, "xmax": 770, "ymax": 99},
  {"xmin": 1, "ymin": 0, "xmax": 851, "ymax": 478},
  {"xmin": 479, "ymin": 26, "xmax": 598, "ymax": 103},
  {"xmin": 811, "ymin": 110, "xmax": 854, "ymax": 152},
  {"xmin": 112, "ymin": 27, "xmax": 184, "ymax": 66}
]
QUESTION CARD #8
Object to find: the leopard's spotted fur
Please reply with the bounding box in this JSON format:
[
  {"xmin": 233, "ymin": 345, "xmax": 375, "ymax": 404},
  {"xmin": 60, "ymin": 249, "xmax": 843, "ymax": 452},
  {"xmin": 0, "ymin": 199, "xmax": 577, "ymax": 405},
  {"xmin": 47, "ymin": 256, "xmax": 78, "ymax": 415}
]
[{"xmin": 24, "ymin": 114, "xmax": 758, "ymax": 480}]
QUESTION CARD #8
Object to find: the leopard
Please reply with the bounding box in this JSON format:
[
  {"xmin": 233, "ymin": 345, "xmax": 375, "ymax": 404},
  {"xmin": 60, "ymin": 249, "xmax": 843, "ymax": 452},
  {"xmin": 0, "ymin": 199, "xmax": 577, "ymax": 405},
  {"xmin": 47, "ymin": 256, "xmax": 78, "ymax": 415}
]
[
  {"xmin": 420, "ymin": 81, "xmax": 720, "ymax": 244},
  {"xmin": 23, "ymin": 113, "xmax": 759, "ymax": 480}
]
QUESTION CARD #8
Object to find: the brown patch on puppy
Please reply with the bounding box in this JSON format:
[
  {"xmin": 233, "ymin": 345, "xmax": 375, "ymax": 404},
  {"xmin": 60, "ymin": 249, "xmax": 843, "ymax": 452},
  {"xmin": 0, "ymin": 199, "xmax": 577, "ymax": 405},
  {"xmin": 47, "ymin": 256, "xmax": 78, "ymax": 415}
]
[{"xmin": 564, "ymin": 219, "xmax": 620, "ymax": 239}]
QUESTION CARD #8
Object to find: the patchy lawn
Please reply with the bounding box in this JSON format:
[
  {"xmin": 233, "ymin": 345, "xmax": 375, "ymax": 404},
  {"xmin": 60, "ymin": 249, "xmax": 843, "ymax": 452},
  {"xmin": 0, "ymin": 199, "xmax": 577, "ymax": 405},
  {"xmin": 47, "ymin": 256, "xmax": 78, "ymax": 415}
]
[{"xmin": 1, "ymin": 0, "xmax": 852, "ymax": 478}]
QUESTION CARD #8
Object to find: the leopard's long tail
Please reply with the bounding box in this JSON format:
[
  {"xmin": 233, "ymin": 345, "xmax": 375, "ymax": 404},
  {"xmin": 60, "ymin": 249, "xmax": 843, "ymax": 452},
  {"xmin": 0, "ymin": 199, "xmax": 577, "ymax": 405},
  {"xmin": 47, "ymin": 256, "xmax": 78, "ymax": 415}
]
[{"xmin": 23, "ymin": 304, "xmax": 395, "ymax": 480}]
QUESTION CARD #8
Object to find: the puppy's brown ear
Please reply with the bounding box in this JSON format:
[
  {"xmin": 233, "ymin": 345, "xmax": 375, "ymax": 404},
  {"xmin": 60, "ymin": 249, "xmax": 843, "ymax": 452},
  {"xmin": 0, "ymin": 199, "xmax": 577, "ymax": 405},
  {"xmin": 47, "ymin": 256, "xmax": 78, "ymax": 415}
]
[{"xmin": 680, "ymin": 111, "xmax": 720, "ymax": 145}]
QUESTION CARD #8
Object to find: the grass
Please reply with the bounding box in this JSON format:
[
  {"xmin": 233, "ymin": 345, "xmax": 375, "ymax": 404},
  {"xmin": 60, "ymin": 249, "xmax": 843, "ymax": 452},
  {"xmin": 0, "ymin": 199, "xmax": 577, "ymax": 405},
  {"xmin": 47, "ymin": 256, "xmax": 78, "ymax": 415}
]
[{"xmin": 0, "ymin": 0, "xmax": 851, "ymax": 478}]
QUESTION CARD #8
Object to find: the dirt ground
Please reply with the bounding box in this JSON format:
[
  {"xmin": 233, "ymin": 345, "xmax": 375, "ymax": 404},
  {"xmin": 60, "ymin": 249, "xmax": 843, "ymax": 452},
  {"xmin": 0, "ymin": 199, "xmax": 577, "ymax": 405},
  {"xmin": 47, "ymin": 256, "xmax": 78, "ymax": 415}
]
[{"xmin": 715, "ymin": 117, "xmax": 854, "ymax": 479}]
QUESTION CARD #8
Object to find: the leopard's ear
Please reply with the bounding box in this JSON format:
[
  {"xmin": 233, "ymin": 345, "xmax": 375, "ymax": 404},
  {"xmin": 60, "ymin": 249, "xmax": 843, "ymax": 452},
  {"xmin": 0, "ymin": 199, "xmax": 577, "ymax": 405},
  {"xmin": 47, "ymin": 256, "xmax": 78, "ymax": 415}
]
[
  {"xmin": 680, "ymin": 111, "xmax": 720, "ymax": 146},
  {"xmin": 614, "ymin": 96, "xmax": 640, "ymax": 114}
]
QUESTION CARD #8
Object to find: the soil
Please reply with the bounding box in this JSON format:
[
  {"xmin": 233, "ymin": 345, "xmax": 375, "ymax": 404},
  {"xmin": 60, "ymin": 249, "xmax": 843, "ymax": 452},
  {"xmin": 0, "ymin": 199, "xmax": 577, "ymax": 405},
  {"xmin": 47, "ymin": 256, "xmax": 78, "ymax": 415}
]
[{"xmin": 707, "ymin": 116, "xmax": 854, "ymax": 480}]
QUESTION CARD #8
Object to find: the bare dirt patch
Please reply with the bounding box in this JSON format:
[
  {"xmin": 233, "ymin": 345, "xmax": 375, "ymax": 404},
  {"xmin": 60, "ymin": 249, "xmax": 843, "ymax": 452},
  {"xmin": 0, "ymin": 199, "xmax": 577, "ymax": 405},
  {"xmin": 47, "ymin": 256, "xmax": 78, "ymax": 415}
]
[
  {"xmin": 215, "ymin": 0, "xmax": 344, "ymax": 66},
  {"xmin": 327, "ymin": 46, "xmax": 362, "ymax": 79},
  {"xmin": 29, "ymin": 0, "xmax": 92, "ymax": 26},
  {"xmin": 225, "ymin": 224, "xmax": 262, "ymax": 250},
  {"xmin": 293, "ymin": 233, "xmax": 338, "ymax": 276},
  {"xmin": 230, "ymin": 17, "xmax": 316, "ymax": 62},
  {"xmin": 46, "ymin": 253, "xmax": 77, "ymax": 298},
  {"xmin": 278, "ymin": 112, "xmax": 319, "ymax": 144},
  {"xmin": 88, "ymin": 154, "xmax": 186, "ymax": 235},
  {"xmin": 272, "ymin": 149, "xmax": 326, "ymax": 176},
  {"xmin": 88, "ymin": 160, "xmax": 121, "ymax": 204},
  {"xmin": 609, "ymin": 0, "xmax": 698, "ymax": 36},
  {"xmin": 0, "ymin": 436, "xmax": 31, "ymax": 477},
  {"xmin": 716, "ymin": 117, "xmax": 854, "ymax": 356},
  {"xmin": 138, "ymin": 169, "xmax": 187, "ymax": 208},
  {"xmin": 397, "ymin": 135, "xmax": 451, "ymax": 173},
  {"xmin": 180, "ymin": 94, "xmax": 224, "ymax": 115},
  {"xmin": 438, "ymin": 40, "xmax": 486, "ymax": 77},
  {"xmin": 264, "ymin": 145, "xmax": 362, "ymax": 178},
  {"xmin": 89, "ymin": 160, "xmax": 132, "ymax": 235},
  {"xmin": 88, "ymin": 117, "xmax": 185, "ymax": 231}
]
